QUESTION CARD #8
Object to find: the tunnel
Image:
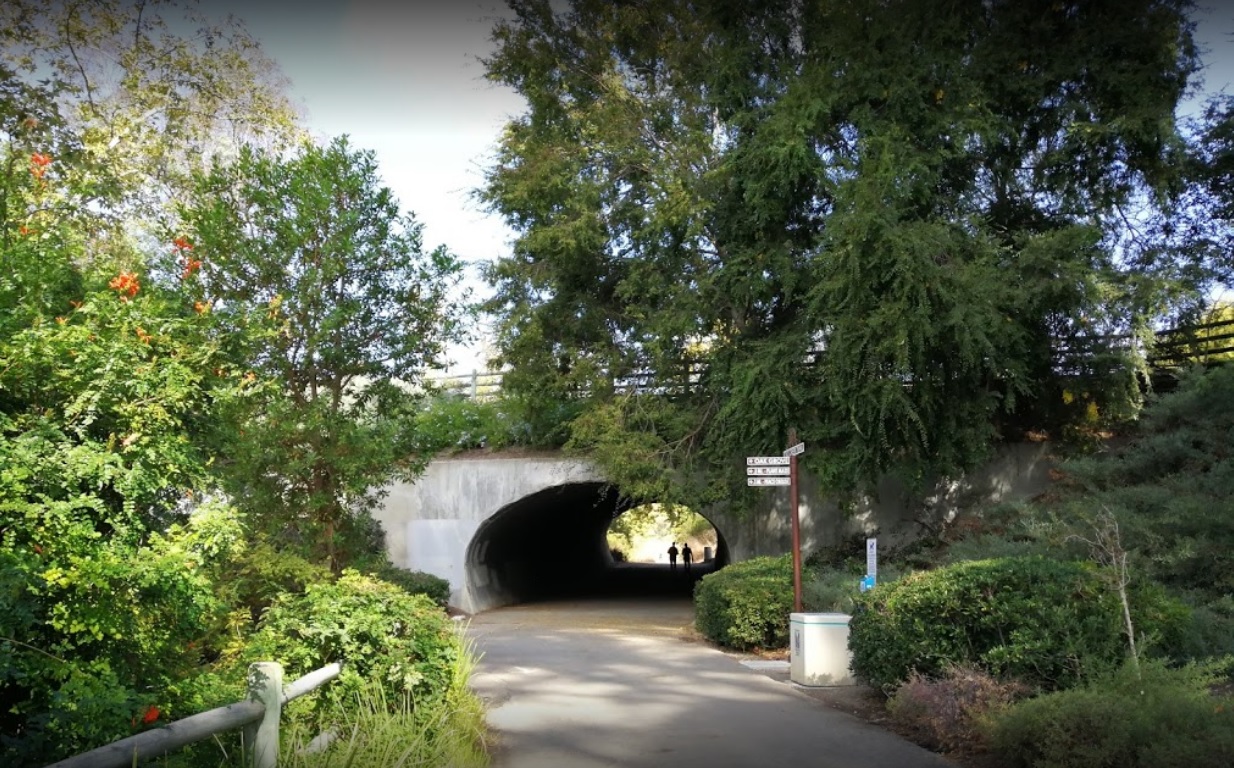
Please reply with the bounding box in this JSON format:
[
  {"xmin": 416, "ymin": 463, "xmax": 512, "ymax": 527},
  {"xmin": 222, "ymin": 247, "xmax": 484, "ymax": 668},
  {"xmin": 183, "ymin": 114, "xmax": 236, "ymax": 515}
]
[{"xmin": 464, "ymin": 482, "xmax": 730, "ymax": 610}]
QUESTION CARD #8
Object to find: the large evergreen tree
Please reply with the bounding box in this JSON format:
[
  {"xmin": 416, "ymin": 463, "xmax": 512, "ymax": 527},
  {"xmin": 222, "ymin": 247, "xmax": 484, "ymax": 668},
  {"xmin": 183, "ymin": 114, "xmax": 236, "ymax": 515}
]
[{"xmin": 480, "ymin": 0, "xmax": 1201, "ymax": 502}]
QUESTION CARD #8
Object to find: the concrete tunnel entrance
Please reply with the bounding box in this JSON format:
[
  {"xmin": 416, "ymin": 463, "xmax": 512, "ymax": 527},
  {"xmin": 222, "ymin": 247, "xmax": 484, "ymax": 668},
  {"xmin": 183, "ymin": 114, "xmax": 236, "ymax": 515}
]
[{"xmin": 464, "ymin": 482, "xmax": 730, "ymax": 611}]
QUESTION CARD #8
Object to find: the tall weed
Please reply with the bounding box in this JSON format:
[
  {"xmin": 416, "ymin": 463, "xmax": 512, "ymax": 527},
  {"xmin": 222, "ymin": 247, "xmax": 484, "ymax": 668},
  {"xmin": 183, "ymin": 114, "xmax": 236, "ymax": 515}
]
[{"xmin": 282, "ymin": 630, "xmax": 488, "ymax": 768}]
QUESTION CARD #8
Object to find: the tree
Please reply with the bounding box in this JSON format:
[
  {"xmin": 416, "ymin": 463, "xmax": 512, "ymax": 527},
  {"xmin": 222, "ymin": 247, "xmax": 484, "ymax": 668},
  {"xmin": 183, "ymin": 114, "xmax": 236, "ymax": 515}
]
[
  {"xmin": 479, "ymin": 0, "xmax": 1200, "ymax": 504},
  {"xmin": 0, "ymin": 259, "xmax": 236, "ymax": 760},
  {"xmin": 0, "ymin": 0, "xmax": 302, "ymax": 270},
  {"xmin": 179, "ymin": 137, "xmax": 470, "ymax": 570}
]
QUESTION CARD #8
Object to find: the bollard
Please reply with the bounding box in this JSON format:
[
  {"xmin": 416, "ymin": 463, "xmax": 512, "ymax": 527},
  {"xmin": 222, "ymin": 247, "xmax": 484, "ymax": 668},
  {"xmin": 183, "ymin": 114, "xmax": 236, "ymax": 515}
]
[{"xmin": 244, "ymin": 662, "xmax": 283, "ymax": 768}]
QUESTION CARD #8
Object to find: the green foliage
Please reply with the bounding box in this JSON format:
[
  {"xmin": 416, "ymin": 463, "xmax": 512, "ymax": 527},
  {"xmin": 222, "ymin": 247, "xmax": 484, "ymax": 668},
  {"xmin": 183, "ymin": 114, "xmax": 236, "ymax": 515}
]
[
  {"xmin": 480, "ymin": 0, "xmax": 1201, "ymax": 505},
  {"xmin": 936, "ymin": 531, "xmax": 1061, "ymax": 566},
  {"xmin": 0, "ymin": 9, "xmax": 491, "ymax": 763},
  {"xmin": 801, "ymin": 568, "xmax": 864, "ymax": 615},
  {"xmin": 567, "ymin": 394, "xmax": 704, "ymax": 505},
  {"xmin": 240, "ymin": 571, "xmax": 463, "ymax": 727},
  {"xmin": 281, "ymin": 652, "xmax": 488, "ymax": 768},
  {"xmin": 0, "ymin": 0, "xmax": 301, "ymax": 226},
  {"xmin": 988, "ymin": 659, "xmax": 1234, "ymax": 768},
  {"xmin": 370, "ymin": 566, "xmax": 451, "ymax": 608},
  {"xmin": 694, "ymin": 555, "xmax": 793, "ymax": 650},
  {"xmin": 414, "ymin": 395, "xmax": 524, "ymax": 452},
  {"xmin": 849, "ymin": 556, "xmax": 1191, "ymax": 692},
  {"xmin": 0, "ymin": 271, "xmax": 238, "ymax": 761},
  {"xmin": 179, "ymin": 137, "xmax": 470, "ymax": 569},
  {"xmin": 608, "ymin": 503, "xmax": 709, "ymax": 550},
  {"xmin": 1045, "ymin": 366, "xmax": 1234, "ymax": 603}
]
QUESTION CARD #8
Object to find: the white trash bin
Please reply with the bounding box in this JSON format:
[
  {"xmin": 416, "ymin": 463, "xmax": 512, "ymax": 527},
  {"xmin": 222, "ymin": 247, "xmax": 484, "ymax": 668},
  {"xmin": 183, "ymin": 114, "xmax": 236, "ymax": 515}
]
[{"xmin": 789, "ymin": 612, "xmax": 854, "ymax": 686}]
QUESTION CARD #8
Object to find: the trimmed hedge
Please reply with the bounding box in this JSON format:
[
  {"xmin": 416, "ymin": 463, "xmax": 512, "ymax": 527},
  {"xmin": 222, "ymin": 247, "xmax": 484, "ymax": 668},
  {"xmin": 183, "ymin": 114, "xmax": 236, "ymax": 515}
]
[
  {"xmin": 694, "ymin": 555, "xmax": 793, "ymax": 650},
  {"xmin": 849, "ymin": 556, "xmax": 1191, "ymax": 691}
]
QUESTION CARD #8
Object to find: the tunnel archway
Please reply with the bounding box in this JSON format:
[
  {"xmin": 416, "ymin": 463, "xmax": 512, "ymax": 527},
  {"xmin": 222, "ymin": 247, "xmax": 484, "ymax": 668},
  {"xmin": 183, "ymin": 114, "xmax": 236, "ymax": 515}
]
[{"xmin": 464, "ymin": 482, "xmax": 730, "ymax": 611}]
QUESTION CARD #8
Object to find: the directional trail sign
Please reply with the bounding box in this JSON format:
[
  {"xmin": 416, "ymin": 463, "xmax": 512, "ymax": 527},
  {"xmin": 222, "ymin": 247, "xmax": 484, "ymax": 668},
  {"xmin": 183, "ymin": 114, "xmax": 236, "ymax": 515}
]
[
  {"xmin": 747, "ymin": 456, "xmax": 790, "ymax": 466},
  {"xmin": 747, "ymin": 476, "xmax": 791, "ymax": 486},
  {"xmin": 783, "ymin": 442, "xmax": 805, "ymax": 457},
  {"xmin": 747, "ymin": 465, "xmax": 790, "ymax": 476}
]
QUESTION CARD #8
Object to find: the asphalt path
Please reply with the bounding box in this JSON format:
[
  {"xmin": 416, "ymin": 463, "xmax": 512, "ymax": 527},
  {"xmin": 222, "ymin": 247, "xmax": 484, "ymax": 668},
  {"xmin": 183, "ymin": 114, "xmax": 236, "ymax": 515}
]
[{"xmin": 466, "ymin": 597, "xmax": 956, "ymax": 768}]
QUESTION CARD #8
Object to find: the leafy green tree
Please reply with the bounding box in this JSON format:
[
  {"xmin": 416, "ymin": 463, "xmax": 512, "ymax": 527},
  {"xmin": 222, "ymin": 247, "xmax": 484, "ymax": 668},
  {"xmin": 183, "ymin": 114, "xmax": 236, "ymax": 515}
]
[
  {"xmin": 0, "ymin": 262, "xmax": 238, "ymax": 760},
  {"xmin": 179, "ymin": 138, "xmax": 471, "ymax": 570},
  {"xmin": 0, "ymin": 0, "xmax": 302, "ymax": 271},
  {"xmin": 480, "ymin": 0, "xmax": 1199, "ymax": 504}
]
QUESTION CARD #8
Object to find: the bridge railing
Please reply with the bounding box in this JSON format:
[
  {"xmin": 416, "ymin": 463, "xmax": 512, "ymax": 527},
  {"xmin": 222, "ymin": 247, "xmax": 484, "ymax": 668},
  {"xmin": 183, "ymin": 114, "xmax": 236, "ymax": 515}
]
[
  {"xmin": 428, "ymin": 321, "xmax": 1234, "ymax": 403},
  {"xmin": 1149, "ymin": 317, "xmax": 1234, "ymax": 367},
  {"xmin": 425, "ymin": 370, "xmax": 505, "ymax": 401},
  {"xmin": 45, "ymin": 662, "xmax": 340, "ymax": 768}
]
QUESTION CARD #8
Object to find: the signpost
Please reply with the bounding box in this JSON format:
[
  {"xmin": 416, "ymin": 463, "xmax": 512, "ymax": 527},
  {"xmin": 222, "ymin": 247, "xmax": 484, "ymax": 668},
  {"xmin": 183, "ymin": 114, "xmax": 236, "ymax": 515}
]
[
  {"xmin": 746, "ymin": 434, "xmax": 807, "ymax": 612},
  {"xmin": 861, "ymin": 537, "xmax": 878, "ymax": 592}
]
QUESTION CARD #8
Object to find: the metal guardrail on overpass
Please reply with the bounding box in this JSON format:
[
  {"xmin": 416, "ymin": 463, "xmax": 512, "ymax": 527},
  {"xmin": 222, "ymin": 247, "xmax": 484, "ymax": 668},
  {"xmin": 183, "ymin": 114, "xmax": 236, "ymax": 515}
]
[{"xmin": 429, "ymin": 320, "xmax": 1234, "ymax": 401}]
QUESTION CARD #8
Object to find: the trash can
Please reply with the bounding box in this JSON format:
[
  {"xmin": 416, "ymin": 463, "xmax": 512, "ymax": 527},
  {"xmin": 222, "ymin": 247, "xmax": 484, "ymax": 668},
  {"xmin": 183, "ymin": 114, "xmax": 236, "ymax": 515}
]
[
  {"xmin": 703, "ymin": 546, "xmax": 713, "ymax": 562},
  {"xmin": 789, "ymin": 613, "xmax": 854, "ymax": 686}
]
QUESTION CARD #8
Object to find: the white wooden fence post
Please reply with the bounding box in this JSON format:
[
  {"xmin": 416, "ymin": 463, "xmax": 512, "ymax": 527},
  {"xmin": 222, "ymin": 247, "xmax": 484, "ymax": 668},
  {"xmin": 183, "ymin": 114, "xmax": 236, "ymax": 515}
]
[{"xmin": 243, "ymin": 662, "xmax": 283, "ymax": 768}]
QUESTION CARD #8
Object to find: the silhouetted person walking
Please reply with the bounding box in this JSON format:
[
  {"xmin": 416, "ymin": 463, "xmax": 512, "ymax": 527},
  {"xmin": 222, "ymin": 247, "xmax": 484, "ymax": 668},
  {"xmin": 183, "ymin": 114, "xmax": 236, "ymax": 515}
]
[
  {"xmin": 667, "ymin": 542, "xmax": 679, "ymax": 572},
  {"xmin": 682, "ymin": 543, "xmax": 693, "ymax": 573}
]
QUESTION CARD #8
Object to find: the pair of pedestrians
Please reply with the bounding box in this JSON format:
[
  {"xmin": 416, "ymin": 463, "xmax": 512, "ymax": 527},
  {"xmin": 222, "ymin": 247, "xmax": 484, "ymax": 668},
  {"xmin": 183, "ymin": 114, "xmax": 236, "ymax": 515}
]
[{"xmin": 667, "ymin": 541, "xmax": 692, "ymax": 572}]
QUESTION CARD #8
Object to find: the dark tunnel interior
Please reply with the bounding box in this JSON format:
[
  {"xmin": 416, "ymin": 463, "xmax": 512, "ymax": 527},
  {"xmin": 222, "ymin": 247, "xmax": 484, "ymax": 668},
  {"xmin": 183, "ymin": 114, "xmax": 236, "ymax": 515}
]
[{"xmin": 465, "ymin": 482, "xmax": 730, "ymax": 610}]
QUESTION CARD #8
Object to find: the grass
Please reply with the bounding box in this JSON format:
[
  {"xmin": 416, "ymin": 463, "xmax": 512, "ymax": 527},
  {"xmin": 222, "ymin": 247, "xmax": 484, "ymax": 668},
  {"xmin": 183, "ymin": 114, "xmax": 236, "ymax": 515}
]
[{"xmin": 279, "ymin": 630, "xmax": 490, "ymax": 768}]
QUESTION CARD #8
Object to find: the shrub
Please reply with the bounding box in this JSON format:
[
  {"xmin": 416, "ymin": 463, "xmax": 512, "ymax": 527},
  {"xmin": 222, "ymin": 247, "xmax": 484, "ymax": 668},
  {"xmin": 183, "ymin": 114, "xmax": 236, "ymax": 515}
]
[
  {"xmin": 937, "ymin": 532, "xmax": 1060, "ymax": 565},
  {"xmin": 802, "ymin": 567, "xmax": 862, "ymax": 614},
  {"xmin": 1174, "ymin": 596, "xmax": 1234, "ymax": 661},
  {"xmin": 371, "ymin": 565, "xmax": 451, "ymax": 607},
  {"xmin": 694, "ymin": 555, "xmax": 793, "ymax": 650},
  {"xmin": 240, "ymin": 571, "xmax": 463, "ymax": 726},
  {"xmin": 889, "ymin": 664, "xmax": 1030, "ymax": 754},
  {"xmin": 849, "ymin": 556, "xmax": 1191, "ymax": 691},
  {"xmin": 988, "ymin": 659, "xmax": 1234, "ymax": 768}
]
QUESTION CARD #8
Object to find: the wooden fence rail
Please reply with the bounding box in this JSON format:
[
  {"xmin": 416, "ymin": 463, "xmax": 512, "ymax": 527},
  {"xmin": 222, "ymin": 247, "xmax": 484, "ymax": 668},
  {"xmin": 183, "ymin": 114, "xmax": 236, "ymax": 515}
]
[{"xmin": 44, "ymin": 661, "xmax": 341, "ymax": 768}]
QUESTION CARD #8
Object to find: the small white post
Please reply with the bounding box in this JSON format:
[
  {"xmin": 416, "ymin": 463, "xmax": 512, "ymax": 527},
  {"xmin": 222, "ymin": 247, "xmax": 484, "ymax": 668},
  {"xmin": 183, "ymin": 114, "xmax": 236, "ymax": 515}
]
[
  {"xmin": 244, "ymin": 662, "xmax": 283, "ymax": 768},
  {"xmin": 471, "ymin": 370, "xmax": 478, "ymax": 399}
]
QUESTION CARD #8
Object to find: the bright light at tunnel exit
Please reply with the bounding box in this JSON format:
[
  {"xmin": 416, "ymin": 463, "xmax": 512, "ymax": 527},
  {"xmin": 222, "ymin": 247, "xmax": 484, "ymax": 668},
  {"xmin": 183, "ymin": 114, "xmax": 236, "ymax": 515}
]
[{"xmin": 607, "ymin": 503, "xmax": 718, "ymax": 564}]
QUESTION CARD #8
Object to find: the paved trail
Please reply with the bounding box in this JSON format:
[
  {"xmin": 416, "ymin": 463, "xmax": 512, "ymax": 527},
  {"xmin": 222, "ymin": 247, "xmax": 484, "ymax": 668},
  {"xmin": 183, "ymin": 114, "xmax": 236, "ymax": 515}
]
[{"xmin": 467, "ymin": 598, "xmax": 955, "ymax": 768}]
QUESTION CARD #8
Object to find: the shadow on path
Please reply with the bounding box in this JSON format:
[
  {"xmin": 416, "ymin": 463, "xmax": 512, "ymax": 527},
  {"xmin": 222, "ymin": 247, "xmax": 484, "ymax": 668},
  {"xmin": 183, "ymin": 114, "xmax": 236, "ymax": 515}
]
[{"xmin": 467, "ymin": 599, "xmax": 956, "ymax": 768}]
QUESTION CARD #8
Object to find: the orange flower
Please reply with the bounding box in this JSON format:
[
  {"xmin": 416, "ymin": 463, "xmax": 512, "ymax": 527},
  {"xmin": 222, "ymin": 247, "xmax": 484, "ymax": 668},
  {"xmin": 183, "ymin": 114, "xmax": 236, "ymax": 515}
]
[
  {"xmin": 193, "ymin": 300, "xmax": 209, "ymax": 314},
  {"xmin": 135, "ymin": 327, "xmax": 152, "ymax": 344},
  {"xmin": 18, "ymin": 225, "xmax": 32, "ymax": 236},
  {"xmin": 172, "ymin": 236, "xmax": 193, "ymax": 251},
  {"xmin": 108, "ymin": 272, "xmax": 140, "ymax": 301},
  {"xmin": 30, "ymin": 152, "xmax": 51, "ymax": 179},
  {"xmin": 181, "ymin": 256, "xmax": 202, "ymax": 279},
  {"xmin": 141, "ymin": 705, "xmax": 160, "ymax": 725}
]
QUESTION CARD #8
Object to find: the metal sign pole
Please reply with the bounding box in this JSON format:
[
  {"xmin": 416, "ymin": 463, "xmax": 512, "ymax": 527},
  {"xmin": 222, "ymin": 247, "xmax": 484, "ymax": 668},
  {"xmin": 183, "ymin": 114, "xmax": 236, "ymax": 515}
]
[{"xmin": 788, "ymin": 429, "xmax": 803, "ymax": 613}]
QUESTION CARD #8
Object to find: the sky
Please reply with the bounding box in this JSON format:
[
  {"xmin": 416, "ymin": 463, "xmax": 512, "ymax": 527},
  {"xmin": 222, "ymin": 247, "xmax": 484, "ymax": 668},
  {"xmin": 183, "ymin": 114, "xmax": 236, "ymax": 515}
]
[{"xmin": 199, "ymin": 0, "xmax": 1234, "ymax": 369}]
